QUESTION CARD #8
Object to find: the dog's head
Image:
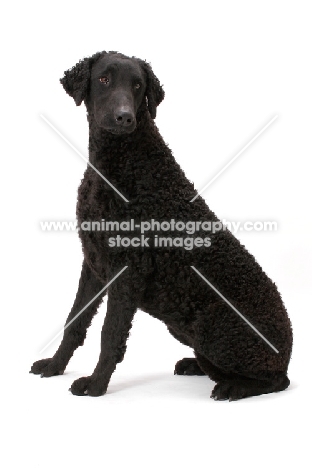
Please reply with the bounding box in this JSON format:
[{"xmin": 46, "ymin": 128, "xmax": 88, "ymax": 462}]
[{"xmin": 60, "ymin": 51, "xmax": 164, "ymax": 135}]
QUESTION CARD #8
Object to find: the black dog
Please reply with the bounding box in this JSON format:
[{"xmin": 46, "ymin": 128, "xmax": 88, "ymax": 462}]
[{"xmin": 30, "ymin": 51, "xmax": 292, "ymax": 400}]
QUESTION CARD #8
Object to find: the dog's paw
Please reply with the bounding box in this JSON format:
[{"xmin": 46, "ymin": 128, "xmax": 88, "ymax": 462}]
[
  {"xmin": 69, "ymin": 376, "xmax": 107, "ymax": 397},
  {"xmin": 211, "ymin": 381, "xmax": 249, "ymax": 401},
  {"xmin": 174, "ymin": 358, "xmax": 206, "ymax": 376},
  {"xmin": 30, "ymin": 358, "xmax": 64, "ymax": 378}
]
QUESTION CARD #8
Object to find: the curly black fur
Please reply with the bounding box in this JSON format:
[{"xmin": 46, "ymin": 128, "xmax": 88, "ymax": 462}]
[{"xmin": 30, "ymin": 51, "xmax": 292, "ymax": 400}]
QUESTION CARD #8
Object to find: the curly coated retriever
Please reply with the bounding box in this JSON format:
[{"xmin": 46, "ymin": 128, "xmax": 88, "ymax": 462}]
[{"xmin": 30, "ymin": 51, "xmax": 292, "ymax": 400}]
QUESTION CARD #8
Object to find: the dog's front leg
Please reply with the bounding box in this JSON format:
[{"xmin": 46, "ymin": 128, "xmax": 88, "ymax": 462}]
[
  {"xmin": 30, "ymin": 261, "xmax": 106, "ymax": 377},
  {"xmin": 70, "ymin": 279, "xmax": 136, "ymax": 396}
]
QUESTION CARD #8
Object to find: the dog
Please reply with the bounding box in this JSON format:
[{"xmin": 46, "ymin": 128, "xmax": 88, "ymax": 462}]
[{"xmin": 30, "ymin": 51, "xmax": 292, "ymax": 400}]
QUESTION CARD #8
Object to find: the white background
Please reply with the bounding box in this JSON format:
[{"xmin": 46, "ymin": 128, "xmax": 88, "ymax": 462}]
[{"xmin": 2, "ymin": 1, "xmax": 312, "ymax": 467}]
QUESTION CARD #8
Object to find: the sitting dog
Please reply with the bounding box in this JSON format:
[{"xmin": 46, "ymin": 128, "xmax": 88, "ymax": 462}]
[{"xmin": 30, "ymin": 51, "xmax": 292, "ymax": 400}]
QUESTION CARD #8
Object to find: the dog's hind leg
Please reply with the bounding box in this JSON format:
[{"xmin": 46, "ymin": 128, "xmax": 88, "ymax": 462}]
[
  {"xmin": 193, "ymin": 303, "xmax": 291, "ymax": 400},
  {"xmin": 30, "ymin": 261, "xmax": 106, "ymax": 377},
  {"xmin": 195, "ymin": 349, "xmax": 290, "ymax": 401},
  {"xmin": 174, "ymin": 352, "xmax": 235, "ymax": 377},
  {"xmin": 195, "ymin": 352, "xmax": 238, "ymax": 381},
  {"xmin": 167, "ymin": 326, "xmax": 205, "ymax": 375},
  {"xmin": 174, "ymin": 358, "xmax": 206, "ymax": 375},
  {"xmin": 210, "ymin": 373, "xmax": 290, "ymax": 401}
]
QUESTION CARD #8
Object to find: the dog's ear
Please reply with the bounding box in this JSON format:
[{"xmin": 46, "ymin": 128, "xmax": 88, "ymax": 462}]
[
  {"xmin": 139, "ymin": 60, "xmax": 165, "ymax": 119},
  {"xmin": 60, "ymin": 53, "xmax": 101, "ymax": 106}
]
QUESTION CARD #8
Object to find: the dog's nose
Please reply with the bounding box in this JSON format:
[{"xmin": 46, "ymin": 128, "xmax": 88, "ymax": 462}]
[{"xmin": 115, "ymin": 109, "xmax": 134, "ymax": 127}]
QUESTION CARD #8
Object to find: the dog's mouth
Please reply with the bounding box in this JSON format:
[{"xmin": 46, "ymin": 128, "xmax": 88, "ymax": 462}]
[{"xmin": 106, "ymin": 127, "xmax": 136, "ymax": 135}]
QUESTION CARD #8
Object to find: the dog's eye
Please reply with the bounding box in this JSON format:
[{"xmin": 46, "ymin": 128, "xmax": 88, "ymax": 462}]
[
  {"xmin": 134, "ymin": 83, "xmax": 141, "ymax": 90},
  {"xmin": 99, "ymin": 76, "xmax": 109, "ymax": 85}
]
